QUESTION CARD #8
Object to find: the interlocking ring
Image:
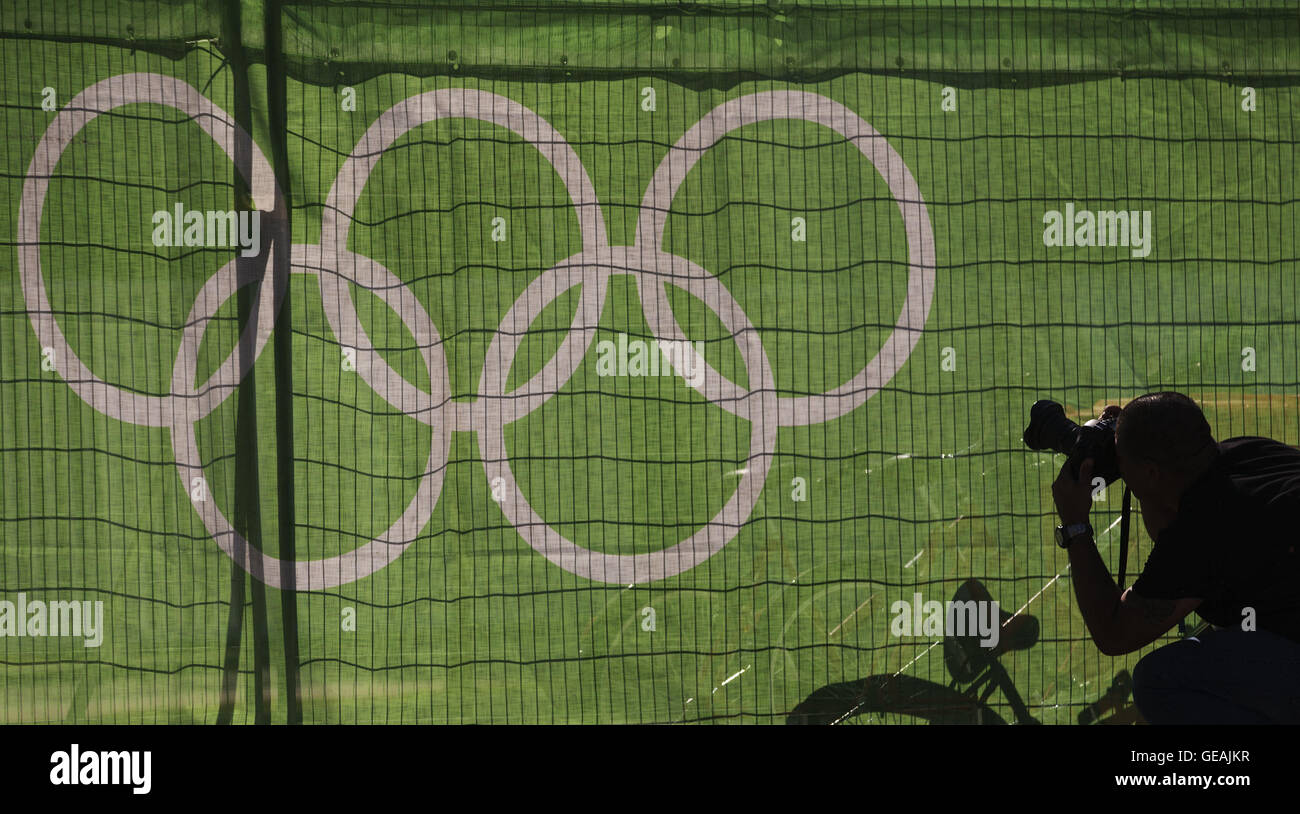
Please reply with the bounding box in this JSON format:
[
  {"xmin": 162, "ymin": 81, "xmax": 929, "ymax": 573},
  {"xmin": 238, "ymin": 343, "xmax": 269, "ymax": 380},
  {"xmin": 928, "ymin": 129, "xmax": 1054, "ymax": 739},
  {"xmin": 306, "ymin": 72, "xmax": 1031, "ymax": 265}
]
[{"xmin": 20, "ymin": 75, "xmax": 935, "ymax": 588}]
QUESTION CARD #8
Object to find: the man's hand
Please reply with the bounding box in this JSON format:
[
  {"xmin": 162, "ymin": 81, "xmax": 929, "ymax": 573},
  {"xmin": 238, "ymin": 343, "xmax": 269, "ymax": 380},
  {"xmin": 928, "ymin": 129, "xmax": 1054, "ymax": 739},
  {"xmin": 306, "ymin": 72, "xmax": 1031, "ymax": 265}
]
[{"xmin": 1052, "ymin": 457, "xmax": 1095, "ymax": 526}]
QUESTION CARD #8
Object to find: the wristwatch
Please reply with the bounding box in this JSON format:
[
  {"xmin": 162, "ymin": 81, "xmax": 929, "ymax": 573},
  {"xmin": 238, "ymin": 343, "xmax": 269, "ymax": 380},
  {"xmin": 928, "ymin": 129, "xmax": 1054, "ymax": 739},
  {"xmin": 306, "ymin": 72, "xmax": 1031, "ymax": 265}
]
[{"xmin": 1054, "ymin": 522, "xmax": 1093, "ymax": 549}]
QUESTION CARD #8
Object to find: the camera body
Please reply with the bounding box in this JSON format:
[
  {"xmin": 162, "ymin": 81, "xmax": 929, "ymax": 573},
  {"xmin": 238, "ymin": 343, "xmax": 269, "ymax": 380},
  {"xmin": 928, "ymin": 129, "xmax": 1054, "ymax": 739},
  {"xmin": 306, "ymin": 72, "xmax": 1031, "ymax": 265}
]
[{"xmin": 1023, "ymin": 400, "xmax": 1121, "ymax": 486}]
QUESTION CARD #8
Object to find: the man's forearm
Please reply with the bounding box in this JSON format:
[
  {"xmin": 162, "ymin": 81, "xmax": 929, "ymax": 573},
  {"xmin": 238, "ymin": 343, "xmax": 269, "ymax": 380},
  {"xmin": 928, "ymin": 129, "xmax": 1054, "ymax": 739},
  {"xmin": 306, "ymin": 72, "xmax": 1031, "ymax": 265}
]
[{"xmin": 1067, "ymin": 535, "xmax": 1124, "ymax": 650}]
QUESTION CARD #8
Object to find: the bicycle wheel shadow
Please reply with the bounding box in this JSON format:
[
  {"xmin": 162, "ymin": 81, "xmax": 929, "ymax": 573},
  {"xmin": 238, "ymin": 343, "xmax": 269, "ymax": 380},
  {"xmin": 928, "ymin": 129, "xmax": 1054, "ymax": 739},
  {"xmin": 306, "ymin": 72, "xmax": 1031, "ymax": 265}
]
[{"xmin": 786, "ymin": 579, "xmax": 1041, "ymax": 725}]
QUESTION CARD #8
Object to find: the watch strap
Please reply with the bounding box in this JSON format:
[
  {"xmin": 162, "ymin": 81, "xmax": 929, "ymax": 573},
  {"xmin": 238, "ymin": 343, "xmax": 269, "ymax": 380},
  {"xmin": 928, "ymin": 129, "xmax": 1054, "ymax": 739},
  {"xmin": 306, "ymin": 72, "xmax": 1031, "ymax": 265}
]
[{"xmin": 1056, "ymin": 522, "xmax": 1093, "ymax": 548}]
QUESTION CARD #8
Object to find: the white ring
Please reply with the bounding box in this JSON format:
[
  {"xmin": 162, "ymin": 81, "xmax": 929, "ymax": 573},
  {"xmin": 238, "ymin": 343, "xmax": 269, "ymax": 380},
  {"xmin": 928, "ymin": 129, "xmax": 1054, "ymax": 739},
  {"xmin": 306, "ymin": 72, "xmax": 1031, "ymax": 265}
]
[
  {"xmin": 172, "ymin": 246, "xmax": 451, "ymax": 590},
  {"xmin": 18, "ymin": 72, "xmax": 284, "ymax": 428},
  {"xmin": 635, "ymin": 90, "xmax": 936, "ymax": 426}
]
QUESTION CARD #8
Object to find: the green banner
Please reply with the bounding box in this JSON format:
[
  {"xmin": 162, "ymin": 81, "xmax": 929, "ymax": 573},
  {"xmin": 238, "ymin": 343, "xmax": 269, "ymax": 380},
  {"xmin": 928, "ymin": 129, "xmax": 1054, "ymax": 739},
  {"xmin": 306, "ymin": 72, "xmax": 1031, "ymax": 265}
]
[{"xmin": 2, "ymin": 1, "xmax": 1298, "ymax": 724}]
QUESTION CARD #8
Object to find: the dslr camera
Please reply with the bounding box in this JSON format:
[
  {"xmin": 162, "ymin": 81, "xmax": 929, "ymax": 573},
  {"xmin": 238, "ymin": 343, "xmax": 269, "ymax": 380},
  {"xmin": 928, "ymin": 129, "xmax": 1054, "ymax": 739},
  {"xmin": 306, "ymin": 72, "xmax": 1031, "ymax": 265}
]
[{"xmin": 1022, "ymin": 400, "xmax": 1121, "ymax": 486}]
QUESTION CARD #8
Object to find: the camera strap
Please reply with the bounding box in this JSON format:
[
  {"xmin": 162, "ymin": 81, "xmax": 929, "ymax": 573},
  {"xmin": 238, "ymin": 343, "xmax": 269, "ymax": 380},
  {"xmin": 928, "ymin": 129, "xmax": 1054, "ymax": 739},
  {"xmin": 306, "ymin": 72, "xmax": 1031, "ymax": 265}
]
[{"xmin": 1117, "ymin": 485, "xmax": 1133, "ymax": 590}]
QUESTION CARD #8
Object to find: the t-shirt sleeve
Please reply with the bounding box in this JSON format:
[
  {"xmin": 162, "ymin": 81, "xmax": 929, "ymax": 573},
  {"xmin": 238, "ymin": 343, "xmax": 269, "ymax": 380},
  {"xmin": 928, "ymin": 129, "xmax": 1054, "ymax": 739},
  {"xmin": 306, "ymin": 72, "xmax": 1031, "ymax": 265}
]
[{"xmin": 1130, "ymin": 526, "xmax": 1214, "ymax": 600}]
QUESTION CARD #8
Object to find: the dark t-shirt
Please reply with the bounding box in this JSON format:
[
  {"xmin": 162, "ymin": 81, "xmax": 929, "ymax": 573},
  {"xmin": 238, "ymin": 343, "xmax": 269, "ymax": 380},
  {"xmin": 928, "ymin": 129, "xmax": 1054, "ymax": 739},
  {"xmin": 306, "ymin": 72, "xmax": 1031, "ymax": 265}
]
[{"xmin": 1131, "ymin": 436, "xmax": 1300, "ymax": 643}]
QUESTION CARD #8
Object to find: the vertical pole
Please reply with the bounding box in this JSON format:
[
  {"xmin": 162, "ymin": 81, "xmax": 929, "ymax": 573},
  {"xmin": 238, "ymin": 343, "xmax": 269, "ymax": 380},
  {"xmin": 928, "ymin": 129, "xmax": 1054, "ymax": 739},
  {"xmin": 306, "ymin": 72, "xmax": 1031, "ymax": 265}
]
[
  {"xmin": 263, "ymin": 0, "xmax": 302, "ymax": 725},
  {"xmin": 218, "ymin": 0, "xmax": 273, "ymax": 725}
]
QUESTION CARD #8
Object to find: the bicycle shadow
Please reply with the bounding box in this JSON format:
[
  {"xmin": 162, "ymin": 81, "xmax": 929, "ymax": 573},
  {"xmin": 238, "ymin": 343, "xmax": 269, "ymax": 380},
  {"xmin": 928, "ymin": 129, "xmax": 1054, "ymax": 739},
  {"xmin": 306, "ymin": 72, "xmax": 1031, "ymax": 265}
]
[{"xmin": 786, "ymin": 578, "xmax": 1040, "ymax": 725}]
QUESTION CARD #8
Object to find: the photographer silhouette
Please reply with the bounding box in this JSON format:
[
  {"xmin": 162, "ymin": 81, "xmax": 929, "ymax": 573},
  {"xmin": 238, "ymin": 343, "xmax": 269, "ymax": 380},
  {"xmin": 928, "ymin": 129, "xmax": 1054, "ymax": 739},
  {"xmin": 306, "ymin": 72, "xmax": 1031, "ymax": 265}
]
[{"xmin": 1050, "ymin": 392, "xmax": 1300, "ymax": 724}]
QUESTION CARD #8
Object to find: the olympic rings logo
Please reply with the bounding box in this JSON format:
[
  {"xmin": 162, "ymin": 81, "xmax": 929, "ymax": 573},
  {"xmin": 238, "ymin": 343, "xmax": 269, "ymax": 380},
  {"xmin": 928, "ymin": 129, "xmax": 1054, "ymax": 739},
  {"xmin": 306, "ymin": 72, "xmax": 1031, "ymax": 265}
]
[{"xmin": 19, "ymin": 73, "xmax": 935, "ymax": 589}]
